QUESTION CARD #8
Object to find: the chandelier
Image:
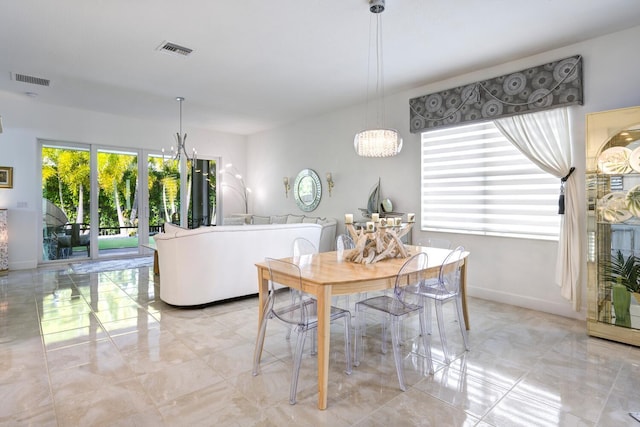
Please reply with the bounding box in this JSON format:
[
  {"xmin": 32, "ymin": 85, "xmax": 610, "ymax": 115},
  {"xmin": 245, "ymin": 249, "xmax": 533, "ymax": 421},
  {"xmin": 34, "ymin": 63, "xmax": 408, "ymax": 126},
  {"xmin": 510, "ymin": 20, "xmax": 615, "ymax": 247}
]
[
  {"xmin": 354, "ymin": 0, "xmax": 402, "ymax": 158},
  {"xmin": 164, "ymin": 97, "xmax": 197, "ymax": 162}
]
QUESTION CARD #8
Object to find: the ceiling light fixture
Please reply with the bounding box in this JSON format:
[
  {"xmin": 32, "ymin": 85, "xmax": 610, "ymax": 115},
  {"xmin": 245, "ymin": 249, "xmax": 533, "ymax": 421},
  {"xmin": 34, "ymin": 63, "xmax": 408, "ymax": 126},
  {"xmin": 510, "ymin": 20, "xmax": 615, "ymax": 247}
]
[
  {"xmin": 354, "ymin": 0, "xmax": 402, "ymax": 158},
  {"xmin": 164, "ymin": 97, "xmax": 196, "ymax": 162}
]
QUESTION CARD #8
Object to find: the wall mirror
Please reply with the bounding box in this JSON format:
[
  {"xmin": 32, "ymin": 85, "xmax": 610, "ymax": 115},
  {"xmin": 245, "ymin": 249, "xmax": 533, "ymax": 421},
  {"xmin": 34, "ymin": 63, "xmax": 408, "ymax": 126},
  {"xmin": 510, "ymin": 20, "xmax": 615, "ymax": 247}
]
[{"xmin": 294, "ymin": 169, "xmax": 322, "ymax": 212}]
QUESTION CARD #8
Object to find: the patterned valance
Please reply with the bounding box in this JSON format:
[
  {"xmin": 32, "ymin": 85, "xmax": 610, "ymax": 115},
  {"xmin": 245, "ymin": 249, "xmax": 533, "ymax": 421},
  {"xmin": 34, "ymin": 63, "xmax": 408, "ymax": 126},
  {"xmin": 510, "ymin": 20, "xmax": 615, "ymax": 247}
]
[{"xmin": 409, "ymin": 55, "xmax": 583, "ymax": 133}]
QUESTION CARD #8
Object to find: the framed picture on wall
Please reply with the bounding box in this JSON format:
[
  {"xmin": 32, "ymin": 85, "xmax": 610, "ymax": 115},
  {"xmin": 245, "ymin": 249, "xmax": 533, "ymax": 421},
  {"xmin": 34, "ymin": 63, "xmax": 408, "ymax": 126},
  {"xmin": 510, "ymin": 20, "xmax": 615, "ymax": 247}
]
[{"xmin": 0, "ymin": 166, "xmax": 13, "ymax": 188}]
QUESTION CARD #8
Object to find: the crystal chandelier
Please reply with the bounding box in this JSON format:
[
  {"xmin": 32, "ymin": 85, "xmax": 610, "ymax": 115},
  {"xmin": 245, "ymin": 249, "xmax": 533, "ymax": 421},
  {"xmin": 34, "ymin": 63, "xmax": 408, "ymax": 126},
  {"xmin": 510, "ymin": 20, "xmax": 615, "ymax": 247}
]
[{"xmin": 354, "ymin": 0, "xmax": 402, "ymax": 158}]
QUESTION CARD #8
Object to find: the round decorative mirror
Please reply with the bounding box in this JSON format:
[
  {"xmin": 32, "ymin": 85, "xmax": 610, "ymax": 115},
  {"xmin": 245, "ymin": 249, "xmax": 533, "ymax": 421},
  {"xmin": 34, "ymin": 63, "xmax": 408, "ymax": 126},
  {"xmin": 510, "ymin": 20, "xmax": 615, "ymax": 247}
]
[{"xmin": 294, "ymin": 169, "xmax": 322, "ymax": 212}]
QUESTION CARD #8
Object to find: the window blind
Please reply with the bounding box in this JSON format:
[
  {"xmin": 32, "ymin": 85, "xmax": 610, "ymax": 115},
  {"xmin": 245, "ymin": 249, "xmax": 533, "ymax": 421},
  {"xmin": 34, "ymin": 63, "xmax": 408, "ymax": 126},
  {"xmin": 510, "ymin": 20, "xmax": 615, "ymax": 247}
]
[{"xmin": 421, "ymin": 121, "xmax": 560, "ymax": 240}]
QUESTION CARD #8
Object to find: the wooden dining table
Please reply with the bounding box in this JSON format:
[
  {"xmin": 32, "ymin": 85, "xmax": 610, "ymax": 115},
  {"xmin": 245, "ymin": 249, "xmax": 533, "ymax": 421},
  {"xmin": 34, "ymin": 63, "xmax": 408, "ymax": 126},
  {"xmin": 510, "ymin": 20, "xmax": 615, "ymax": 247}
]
[{"xmin": 254, "ymin": 245, "xmax": 470, "ymax": 410}]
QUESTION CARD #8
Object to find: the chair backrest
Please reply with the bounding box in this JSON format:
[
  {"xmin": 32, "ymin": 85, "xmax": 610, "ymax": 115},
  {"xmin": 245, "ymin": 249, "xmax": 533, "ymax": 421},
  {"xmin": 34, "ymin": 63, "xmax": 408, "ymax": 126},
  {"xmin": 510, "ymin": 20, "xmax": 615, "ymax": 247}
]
[
  {"xmin": 425, "ymin": 237, "xmax": 451, "ymax": 249},
  {"xmin": 394, "ymin": 252, "xmax": 429, "ymax": 300},
  {"xmin": 292, "ymin": 237, "xmax": 317, "ymax": 256},
  {"xmin": 438, "ymin": 246, "xmax": 465, "ymax": 294},
  {"xmin": 265, "ymin": 257, "xmax": 309, "ymax": 327},
  {"xmin": 336, "ymin": 234, "xmax": 355, "ymax": 252}
]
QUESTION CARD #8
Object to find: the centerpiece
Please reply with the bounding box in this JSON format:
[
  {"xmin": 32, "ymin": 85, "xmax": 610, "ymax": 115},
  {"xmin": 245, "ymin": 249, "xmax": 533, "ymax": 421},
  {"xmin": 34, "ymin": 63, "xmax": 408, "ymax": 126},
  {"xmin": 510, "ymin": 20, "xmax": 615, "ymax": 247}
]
[{"xmin": 343, "ymin": 213, "xmax": 415, "ymax": 264}]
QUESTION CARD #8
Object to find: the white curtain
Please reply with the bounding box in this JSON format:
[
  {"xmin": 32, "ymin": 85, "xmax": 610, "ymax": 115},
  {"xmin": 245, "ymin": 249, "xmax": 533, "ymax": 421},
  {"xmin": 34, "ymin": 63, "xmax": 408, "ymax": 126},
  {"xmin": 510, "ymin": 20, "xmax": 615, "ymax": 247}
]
[{"xmin": 494, "ymin": 107, "xmax": 580, "ymax": 311}]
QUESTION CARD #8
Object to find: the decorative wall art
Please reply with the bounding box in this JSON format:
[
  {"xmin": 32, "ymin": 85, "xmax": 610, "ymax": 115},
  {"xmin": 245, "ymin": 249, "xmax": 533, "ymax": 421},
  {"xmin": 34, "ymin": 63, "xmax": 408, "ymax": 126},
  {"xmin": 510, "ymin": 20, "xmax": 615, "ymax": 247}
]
[
  {"xmin": 409, "ymin": 55, "xmax": 583, "ymax": 133},
  {"xmin": 0, "ymin": 166, "xmax": 13, "ymax": 189}
]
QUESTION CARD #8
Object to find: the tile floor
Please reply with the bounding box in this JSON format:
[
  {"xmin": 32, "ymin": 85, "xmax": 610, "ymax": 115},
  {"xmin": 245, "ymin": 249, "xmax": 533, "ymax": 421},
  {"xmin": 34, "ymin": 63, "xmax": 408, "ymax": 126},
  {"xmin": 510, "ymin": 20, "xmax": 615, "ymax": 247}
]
[{"xmin": 1, "ymin": 257, "xmax": 639, "ymax": 426}]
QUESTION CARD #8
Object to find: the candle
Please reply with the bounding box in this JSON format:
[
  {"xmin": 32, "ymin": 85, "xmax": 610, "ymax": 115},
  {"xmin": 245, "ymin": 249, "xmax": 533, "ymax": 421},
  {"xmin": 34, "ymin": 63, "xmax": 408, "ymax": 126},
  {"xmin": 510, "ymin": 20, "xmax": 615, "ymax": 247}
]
[
  {"xmin": 407, "ymin": 213, "xmax": 415, "ymax": 223},
  {"xmin": 345, "ymin": 213, "xmax": 353, "ymax": 224},
  {"xmin": 394, "ymin": 217, "xmax": 402, "ymax": 226},
  {"xmin": 366, "ymin": 221, "xmax": 375, "ymax": 232},
  {"xmin": 371, "ymin": 213, "xmax": 380, "ymax": 222},
  {"xmin": 379, "ymin": 218, "xmax": 387, "ymax": 227}
]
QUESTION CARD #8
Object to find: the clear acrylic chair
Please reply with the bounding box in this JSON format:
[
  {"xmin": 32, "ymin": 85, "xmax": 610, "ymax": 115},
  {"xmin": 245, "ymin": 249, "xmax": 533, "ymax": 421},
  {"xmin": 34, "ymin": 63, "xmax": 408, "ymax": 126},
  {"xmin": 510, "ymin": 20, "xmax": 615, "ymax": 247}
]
[
  {"xmin": 252, "ymin": 258, "xmax": 352, "ymax": 404},
  {"xmin": 354, "ymin": 252, "xmax": 434, "ymax": 391},
  {"xmin": 406, "ymin": 246, "xmax": 469, "ymax": 363},
  {"xmin": 288, "ymin": 237, "xmax": 318, "ymax": 340},
  {"xmin": 292, "ymin": 237, "xmax": 317, "ymax": 259},
  {"xmin": 290, "ymin": 237, "xmax": 317, "ymax": 304},
  {"xmin": 336, "ymin": 233, "xmax": 355, "ymax": 255}
]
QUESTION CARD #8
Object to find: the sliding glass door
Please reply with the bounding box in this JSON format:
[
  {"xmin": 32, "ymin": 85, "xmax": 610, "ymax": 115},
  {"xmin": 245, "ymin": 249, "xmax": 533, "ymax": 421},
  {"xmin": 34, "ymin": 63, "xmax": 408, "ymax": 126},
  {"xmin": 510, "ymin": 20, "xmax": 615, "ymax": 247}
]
[
  {"xmin": 96, "ymin": 148, "xmax": 139, "ymax": 258},
  {"xmin": 189, "ymin": 158, "xmax": 217, "ymax": 227},
  {"xmin": 147, "ymin": 153, "xmax": 181, "ymax": 233},
  {"xmin": 41, "ymin": 141, "xmax": 219, "ymax": 264},
  {"xmin": 41, "ymin": 144, "xmax": 91, "ymax": 261}
]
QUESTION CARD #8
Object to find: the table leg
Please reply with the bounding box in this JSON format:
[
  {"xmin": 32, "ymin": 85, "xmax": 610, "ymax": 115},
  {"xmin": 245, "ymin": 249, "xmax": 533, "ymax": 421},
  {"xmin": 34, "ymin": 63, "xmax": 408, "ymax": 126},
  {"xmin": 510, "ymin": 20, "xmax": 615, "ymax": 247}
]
[
  {"xmin": 461, "ymin": 259, "xmax": 470, "ymax": 330},
  {"xmin": 255, "ymin": 267, "xmax": 270, "ymax": 359},
  {"xmin": 153, "ymin": 250, "xmax": 159, "ymax": 275},
  {"xmin": 316, "ymin": 285, "xmax": 331, "ymax": 410}
]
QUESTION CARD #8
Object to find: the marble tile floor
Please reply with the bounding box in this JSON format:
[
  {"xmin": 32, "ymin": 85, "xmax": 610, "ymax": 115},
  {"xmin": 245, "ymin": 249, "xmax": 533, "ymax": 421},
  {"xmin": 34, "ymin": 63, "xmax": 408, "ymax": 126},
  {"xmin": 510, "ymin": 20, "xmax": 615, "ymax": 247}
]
[{"xmin": 1, "ymin": 258, "xmax": 639, "ymax": 426}]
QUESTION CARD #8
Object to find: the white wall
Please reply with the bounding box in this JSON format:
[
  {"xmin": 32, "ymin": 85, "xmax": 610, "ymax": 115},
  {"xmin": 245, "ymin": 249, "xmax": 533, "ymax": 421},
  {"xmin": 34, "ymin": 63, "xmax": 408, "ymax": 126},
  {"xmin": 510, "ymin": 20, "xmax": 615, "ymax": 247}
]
[
  {"xmin": 247, "ymin": 25, "xmax": 640, "ymax": 320},
  {"xmin": 0, "ymin": 95, "xmax": 246, "ymax": 269}
]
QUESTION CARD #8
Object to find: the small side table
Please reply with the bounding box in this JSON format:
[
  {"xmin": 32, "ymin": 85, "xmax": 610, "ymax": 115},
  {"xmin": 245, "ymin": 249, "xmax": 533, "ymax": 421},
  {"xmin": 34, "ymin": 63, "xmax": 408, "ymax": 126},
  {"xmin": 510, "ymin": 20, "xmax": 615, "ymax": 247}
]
[{"xmin": 140, "ymin": 243, "xmax": 159, "ymax": 275}]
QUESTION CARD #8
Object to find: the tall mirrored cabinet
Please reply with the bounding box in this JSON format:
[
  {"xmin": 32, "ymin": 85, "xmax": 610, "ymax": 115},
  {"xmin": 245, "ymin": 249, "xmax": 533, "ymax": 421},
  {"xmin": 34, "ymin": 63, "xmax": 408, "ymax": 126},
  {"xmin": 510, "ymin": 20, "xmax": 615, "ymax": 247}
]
[{"xmin": 587, "ymin": 106, "xmax": 640, "ymax": 346}]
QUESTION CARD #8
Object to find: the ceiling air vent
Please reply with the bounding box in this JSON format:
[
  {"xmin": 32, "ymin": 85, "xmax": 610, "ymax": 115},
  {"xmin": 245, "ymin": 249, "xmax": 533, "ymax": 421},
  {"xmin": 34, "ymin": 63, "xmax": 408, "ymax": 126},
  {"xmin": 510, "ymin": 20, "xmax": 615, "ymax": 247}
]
[
  {"xmin": 12, "ymin": 73, "xmax": 50, "ymax": 86},
  {"xmin": 157, "ymin": 41, "xmax": 193, "ymax": 56}
]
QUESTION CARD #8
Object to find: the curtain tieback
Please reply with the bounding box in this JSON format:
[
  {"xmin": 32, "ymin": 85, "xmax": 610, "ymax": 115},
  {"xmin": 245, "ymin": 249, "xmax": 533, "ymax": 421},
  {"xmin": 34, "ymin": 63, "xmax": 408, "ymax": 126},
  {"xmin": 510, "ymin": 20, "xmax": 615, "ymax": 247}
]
[{"xmin": 558, "ymin": 167, "xmax": 575, "ymax": 214}]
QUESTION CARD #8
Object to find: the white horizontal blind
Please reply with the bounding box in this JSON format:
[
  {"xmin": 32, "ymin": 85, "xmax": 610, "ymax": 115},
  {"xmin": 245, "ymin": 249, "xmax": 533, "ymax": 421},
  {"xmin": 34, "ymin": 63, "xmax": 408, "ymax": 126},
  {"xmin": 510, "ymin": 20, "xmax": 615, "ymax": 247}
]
[{"xmin": 421, "ymin": 121, "xmax": 560, "ymax": 240}]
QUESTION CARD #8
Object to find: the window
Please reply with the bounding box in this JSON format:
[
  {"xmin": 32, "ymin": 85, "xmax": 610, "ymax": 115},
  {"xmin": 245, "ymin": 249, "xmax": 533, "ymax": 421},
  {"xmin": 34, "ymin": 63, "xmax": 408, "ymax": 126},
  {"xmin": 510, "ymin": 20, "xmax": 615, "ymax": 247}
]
[{"xmin": 421, "ymin": 121, "xmax": 560, "ymax": 240}]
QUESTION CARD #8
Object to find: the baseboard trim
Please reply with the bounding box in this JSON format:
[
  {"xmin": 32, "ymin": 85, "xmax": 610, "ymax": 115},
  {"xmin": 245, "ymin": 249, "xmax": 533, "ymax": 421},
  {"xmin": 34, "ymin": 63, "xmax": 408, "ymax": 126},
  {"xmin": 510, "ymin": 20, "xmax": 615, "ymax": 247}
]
[
  {"xmin": 467, "ymin": 285, "xmax": 586, "ymax": 320},
  {"xmin": 8, "ymin": 260, "xmax": 38, "ymax": 270}
]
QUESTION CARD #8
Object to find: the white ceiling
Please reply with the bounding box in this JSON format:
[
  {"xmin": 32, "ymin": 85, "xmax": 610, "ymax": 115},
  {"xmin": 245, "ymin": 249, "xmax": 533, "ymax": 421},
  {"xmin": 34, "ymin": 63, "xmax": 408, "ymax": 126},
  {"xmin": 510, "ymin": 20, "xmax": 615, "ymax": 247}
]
[{"xmin": 1, "ymin": 0, "xmax": 640, "ymax": 135}]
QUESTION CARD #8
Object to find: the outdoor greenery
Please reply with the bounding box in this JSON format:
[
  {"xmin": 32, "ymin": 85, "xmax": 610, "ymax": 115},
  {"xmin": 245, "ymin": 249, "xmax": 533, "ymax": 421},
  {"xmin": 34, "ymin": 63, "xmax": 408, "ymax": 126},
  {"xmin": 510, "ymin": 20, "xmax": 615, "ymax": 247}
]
[
  {"xmin": 602, "ymin": 250, "xmax": 640, "ymax": 293},
  {"xmin": 42, "ymin": 146, "xmax": 216, "ymax": 251}
]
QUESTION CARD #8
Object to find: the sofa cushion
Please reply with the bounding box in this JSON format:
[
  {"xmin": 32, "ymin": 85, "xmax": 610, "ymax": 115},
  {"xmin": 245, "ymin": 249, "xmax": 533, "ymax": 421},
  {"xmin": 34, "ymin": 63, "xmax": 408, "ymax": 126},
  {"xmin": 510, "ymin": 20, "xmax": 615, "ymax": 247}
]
[
  {"xmin": 286, "ymin": 214, "xmax": 304, "ymax": 224},
  {"xmin": 270, "ymin": 215, "xmax": 288, "ymax": 224},
  {"xmin": 228, "ymin": 213, "xmax": 253, "ymax": 224},
  {"xmin": 223, "ymin": 217, "xmax": 246, "ymax": 225},
  {"xmin": 163, "ymin": 222, "xmax": 188, "ymax": 234},
  {"xmin": 302, "ymin": 216, "xmax": 319, "ymax": 224},
  {"xmin": 252, "ymin": 215, "xmax": 271, "ymax": 225}
]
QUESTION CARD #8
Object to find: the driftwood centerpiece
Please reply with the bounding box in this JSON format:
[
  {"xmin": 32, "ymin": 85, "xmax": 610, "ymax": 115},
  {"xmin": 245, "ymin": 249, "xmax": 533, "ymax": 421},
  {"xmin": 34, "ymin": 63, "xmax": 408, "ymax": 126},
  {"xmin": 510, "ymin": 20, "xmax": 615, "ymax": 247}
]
[{"xmin": 343, "ymin": 219, "xmax": 414, "ymax": 264}]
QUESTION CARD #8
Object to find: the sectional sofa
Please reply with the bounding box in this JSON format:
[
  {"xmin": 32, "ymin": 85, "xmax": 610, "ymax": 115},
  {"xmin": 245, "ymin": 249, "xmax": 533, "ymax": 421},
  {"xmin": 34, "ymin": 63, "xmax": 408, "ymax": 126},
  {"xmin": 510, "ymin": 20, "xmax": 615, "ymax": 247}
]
[{"xmin": 154, "ymin": 215, "xmax": 337, "ymax": 306}]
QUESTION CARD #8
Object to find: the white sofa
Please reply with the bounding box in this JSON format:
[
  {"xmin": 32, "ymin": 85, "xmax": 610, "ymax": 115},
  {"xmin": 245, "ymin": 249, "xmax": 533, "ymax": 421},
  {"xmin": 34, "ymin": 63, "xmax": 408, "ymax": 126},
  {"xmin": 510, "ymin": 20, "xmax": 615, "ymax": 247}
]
[{"xmin": 154, "ymin": 218, "xmax": 336, "ymax": 306}]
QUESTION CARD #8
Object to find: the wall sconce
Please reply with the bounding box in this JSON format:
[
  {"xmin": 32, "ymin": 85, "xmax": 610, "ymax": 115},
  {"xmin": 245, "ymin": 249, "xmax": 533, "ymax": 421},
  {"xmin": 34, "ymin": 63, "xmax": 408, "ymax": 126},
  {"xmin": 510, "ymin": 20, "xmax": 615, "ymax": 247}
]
[
  {"xmin": 326, "ymin": 172, "xmax": 334, "ymax": 197},
  {"xmin": 283, "ymin": 176, "xmax": 290, "ymax": 198}
]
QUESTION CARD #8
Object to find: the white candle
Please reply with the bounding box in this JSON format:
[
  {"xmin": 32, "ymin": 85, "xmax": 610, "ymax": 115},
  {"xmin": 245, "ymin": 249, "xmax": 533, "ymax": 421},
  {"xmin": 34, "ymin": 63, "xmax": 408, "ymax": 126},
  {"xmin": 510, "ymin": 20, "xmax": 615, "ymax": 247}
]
[
  {"xmin": 345, "ymin": 213, "xmax": 353, "ymax": 224},
  {"xmin": 379, "ymin": 218, "xmax": 387, "ymax": 227},
  {"xmin": 394, "ymin": 217, "xmax": 402, "ymax": 226},
  {"xmin": 366, "ymin": 221, "xmax": 375, "ymax": 232},
  {"xmin": 371, "ymin": 213, "xmax": 380, "ymax": 222},
  {"xmin": 407, "ymin": 213, "xmax": 415, "ymax": 223}
]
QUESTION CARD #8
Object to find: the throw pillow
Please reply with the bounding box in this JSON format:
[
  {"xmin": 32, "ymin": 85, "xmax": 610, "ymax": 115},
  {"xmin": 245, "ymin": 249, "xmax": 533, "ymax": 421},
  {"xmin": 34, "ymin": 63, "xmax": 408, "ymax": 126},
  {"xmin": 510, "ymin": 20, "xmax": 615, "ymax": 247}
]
[
  {"xmin": 228, "ymin": 213, "xmax": 253, "ymax": 224},
  {"xmin": 302, "ymin": 216, "xmax": 319, "ymax": 224},
  {"xmin": 163, "ymin": 222, "xmax": 188, "ymax": 233},
  {"xmin": 223, "ymin": 217, "xmax": 246, "ymax": 225},
  {"xmin": 286, "ymin": 214, "xmax": 304, "ymax": 224},
  {"xmin": 270, "ymin": 215, "xmax": 288, "ymax": 224},
  {"xmin": 252, "ymin": 215, "xmax": 271, "ymax": 225}
]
